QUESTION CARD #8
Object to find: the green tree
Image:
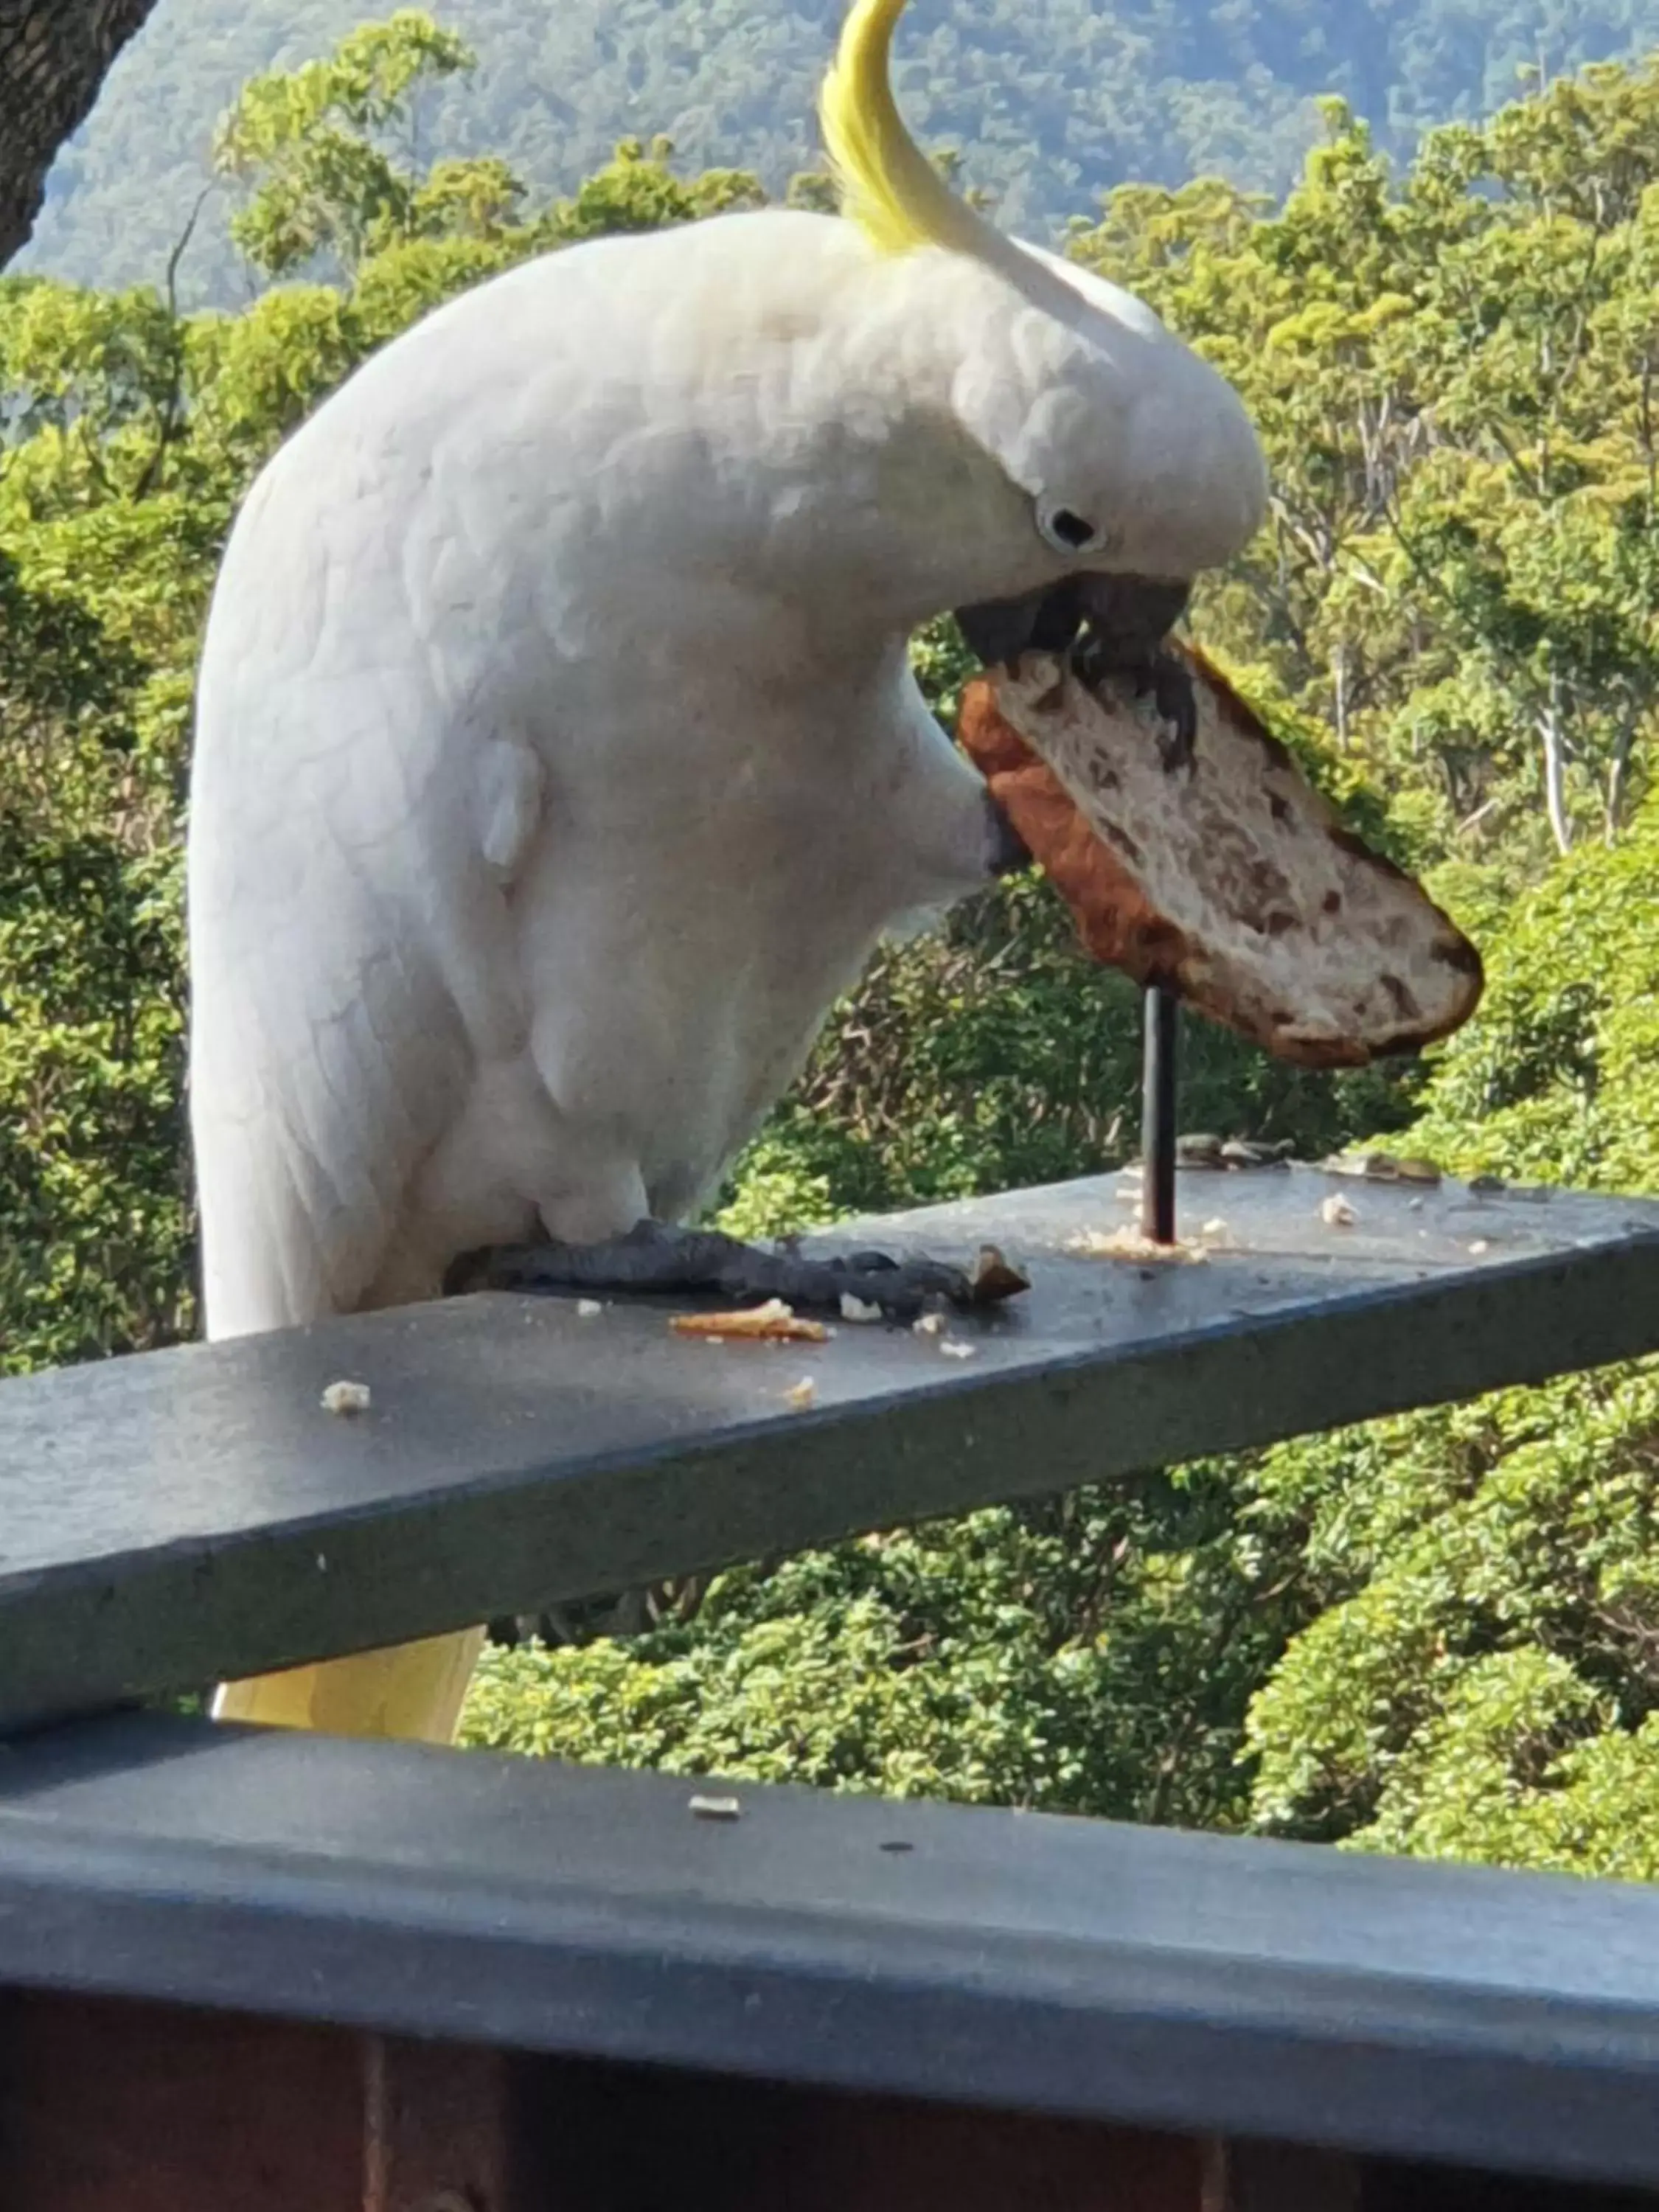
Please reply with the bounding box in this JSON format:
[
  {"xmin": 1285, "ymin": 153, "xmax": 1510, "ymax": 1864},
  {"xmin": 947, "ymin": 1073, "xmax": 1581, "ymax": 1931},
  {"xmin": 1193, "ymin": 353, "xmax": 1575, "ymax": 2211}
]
[
  {"xmin": 1240, "ymin": 786, "xmax": 1659, "ymax": 1874},
  {"xmin": 1071, "ymin": 69, "xmax": 1659, "ymax": 866},
  {"xmin": 214, "ymin": 13, "xmax": 483, "ymax": 279},
  {"xmin": 466, "ymin": 1468, "xmax": 1318, "ymax": 1832},
  {"xmin": 31, "ymin": 0, "xmax": 1659, "ymax": 306}
]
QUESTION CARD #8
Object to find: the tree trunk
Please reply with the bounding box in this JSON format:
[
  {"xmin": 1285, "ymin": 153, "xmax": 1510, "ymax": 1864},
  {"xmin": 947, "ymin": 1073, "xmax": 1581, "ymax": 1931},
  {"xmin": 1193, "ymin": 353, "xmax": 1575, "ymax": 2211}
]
[
  {"xmin": 1330, "ymin": 639, "xmax": 1354, "ymax": 750},
  {"xmin": 0, "ymin": 0, "xmax": 159, "ymax": 269},
  {"xmin": 1604, "ymin": 715, "xmax": 1637, "ymax": 845},
  {"xmin": 1538, "ymin": 673, "xmax": 1573, "ymax": 855}
]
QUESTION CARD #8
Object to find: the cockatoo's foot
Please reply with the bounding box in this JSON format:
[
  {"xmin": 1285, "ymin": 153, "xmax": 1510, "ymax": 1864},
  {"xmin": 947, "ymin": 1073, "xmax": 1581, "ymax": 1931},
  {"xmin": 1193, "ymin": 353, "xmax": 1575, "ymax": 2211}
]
[{"xmin": 445, "ymin": 1221, "xmax": 1027, "ymax": 1321}]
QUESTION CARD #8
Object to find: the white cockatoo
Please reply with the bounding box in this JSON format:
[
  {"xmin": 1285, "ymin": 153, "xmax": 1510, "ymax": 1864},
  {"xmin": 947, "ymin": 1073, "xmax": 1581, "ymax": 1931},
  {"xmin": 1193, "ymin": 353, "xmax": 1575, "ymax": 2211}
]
[{"xmin": 189, "ymin": 0, "xmax": 1267, "ymax": 1742}]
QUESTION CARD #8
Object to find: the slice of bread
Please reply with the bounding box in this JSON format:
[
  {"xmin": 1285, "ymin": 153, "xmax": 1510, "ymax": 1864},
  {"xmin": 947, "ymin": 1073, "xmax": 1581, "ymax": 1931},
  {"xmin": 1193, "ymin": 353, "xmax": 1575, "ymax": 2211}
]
[{"xmin": 959, "ymin": 646, "xmax": 1483, "ymax": 1070}]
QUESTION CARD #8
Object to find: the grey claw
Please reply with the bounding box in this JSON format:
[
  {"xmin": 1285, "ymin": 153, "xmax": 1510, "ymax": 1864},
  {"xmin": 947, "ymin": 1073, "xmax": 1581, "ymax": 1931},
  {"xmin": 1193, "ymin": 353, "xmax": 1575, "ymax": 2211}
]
[
  {"xmin": 1149, "ymin": 653, "xmax": 1198, "ymax": 775},
  {"xmin": 443, "ymin": 1223, "xmax": 1025, "ymax": 1326},
  {"xmin": 1071, "ymin": 633, "xmax": 1198, "ymax": 776}
]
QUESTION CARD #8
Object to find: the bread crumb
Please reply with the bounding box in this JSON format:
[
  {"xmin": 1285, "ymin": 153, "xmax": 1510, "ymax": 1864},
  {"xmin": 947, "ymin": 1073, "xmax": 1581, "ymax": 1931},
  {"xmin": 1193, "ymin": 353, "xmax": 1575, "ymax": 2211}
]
[
  {"xmin": 1321, "ymin": 1195, "xmax": 1357, "ymax": 1228},
  {"xmin": 576, "ymin": 1298, "xmax": 603, "ymax": 1318},
  {"xmin": 689, "ymin": 1794, "xmax": 742, "ymax": 1821},
  {"xmin": 321, "ymin": 1380, "xmax": 372, "ymax": 1416},
  {"xmin": 1068, "ymin": 1227, "xmax": 1208, "ymax": 1265},
  {"xmin": 672, "ymin": 1300, "xmax": 829, "ymax": 1343},
  {"xmin": 1324, "ymin": 1151, "xmax": 1443, "ymax": 1186},
  {"xmin": 970, "ymin": 1245, "xmax": 1031, "ymax": 1301},
  {"xmin": 840, "ymin": 1293, "xmax": 884, "ymax": 1324},
  {"xmin": 1201, "ymin": 1218, "xmax": 1228, "ymax": 1239},
  {"xmin": 1469, "ymin": 1239, "xmax": 1491, "ymax": 1256},
  {"xmin": 939, "ymin": 1340, "xmax": 978, "ymax": 1360},
  {"xmin": 785, "ymin": 1377, "xmax": 818, "ymax": 1411},
  {"xmin": 913, "ymin": 1312, "xmax": 947, "ymax": 1337}
]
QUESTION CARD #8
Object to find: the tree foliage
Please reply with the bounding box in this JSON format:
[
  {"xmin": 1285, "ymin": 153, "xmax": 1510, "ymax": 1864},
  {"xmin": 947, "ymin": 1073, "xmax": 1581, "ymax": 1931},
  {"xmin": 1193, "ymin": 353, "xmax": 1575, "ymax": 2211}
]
[
  {"xmin": 29, "ymin": 0, "xmax": 1659, "ymax": 304},
  {"xmin": 467, "ymin": 1472, "xmax": 1314, "ymax": 1831},
  {"xmin": 1071, "ymin": 66, "xmax": 1659, "ymax": 862}
]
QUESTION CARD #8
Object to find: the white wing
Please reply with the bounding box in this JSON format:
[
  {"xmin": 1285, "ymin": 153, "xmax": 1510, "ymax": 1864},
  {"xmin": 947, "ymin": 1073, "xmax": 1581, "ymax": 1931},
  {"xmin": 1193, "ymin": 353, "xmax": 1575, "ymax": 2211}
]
[{"xmin": 189, "ymin": 404, "xmax": 546, "ymax": 1340}]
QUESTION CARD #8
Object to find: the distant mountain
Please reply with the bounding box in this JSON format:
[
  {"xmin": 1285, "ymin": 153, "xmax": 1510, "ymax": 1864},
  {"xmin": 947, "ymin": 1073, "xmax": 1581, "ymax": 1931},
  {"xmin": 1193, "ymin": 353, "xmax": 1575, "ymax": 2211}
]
[{"xmin": 21, "ymin": 0, "xmax": 1659, "ymax": 304}]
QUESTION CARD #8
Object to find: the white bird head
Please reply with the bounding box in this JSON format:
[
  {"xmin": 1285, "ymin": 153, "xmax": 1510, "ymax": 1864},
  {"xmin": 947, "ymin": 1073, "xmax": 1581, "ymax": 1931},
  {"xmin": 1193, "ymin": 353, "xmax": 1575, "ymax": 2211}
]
[{"xmin": 815, "ymin": 0, "xmax": 1268, "ymax": 658}]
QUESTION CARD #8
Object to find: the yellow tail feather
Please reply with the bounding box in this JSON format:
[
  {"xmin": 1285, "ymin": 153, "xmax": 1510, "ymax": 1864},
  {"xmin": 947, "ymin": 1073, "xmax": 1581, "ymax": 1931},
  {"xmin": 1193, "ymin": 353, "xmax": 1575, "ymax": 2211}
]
[{"xmin": 214, "ymin": 1627, "xmax": 485, "ymax": 1744}]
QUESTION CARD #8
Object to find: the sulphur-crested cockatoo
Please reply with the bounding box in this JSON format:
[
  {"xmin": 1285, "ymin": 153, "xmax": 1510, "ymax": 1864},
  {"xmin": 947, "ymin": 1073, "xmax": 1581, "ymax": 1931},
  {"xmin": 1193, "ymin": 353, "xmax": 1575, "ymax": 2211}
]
[{"xmin": 189, "ymin": 0, "xmax": 1267, "ymax": 1742}]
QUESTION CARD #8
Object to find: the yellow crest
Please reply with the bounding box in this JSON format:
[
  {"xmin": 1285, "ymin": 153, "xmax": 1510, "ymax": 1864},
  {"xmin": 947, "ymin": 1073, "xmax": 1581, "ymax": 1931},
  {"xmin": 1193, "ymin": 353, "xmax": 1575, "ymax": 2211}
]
[{"xmin": 818, "ymin": 0, "xmax": 985, "ymax": 258}]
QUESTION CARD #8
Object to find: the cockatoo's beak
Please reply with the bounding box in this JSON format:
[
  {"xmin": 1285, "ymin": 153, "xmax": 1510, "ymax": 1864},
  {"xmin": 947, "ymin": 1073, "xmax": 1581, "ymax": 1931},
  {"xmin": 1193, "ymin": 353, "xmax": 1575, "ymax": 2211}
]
[
  {"xmin": 956, "ymin": 573, "xmax": 1200, "ymax": 771},
  {"xmin": 954, "ymin": 573, "xmax": 1191, "ymax": 673}
]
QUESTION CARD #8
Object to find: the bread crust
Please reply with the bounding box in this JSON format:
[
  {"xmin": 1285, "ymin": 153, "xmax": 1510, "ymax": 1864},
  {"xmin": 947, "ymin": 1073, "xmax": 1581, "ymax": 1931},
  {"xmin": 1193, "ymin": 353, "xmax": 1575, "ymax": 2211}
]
[{"xmin": 959, "ymin": 648, "xmax": 1483, "ymax": 1070}]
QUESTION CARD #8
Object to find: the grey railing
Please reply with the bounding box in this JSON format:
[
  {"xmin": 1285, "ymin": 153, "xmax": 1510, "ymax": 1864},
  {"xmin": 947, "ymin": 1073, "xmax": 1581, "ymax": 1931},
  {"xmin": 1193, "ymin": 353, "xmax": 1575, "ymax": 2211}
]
[{"xmin": 4, "ymin": 1162, "xmax": 1659, "ymax": 2208}]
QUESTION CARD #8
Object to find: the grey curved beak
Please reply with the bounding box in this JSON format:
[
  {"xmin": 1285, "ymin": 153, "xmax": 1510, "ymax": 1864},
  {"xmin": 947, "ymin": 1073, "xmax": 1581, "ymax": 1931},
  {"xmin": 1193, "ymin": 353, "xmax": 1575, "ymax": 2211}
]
[{"xmin": 955, "ymin": 574, "xmax": 1192, "ymax": 672}]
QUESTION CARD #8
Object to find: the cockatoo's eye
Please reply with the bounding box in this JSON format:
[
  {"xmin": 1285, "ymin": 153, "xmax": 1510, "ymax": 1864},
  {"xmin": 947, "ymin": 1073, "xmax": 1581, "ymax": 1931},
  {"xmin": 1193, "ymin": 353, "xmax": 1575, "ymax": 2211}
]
[{"xmin": 1035, "ymin": 500, "xmax": 1105, "ymax": 557}]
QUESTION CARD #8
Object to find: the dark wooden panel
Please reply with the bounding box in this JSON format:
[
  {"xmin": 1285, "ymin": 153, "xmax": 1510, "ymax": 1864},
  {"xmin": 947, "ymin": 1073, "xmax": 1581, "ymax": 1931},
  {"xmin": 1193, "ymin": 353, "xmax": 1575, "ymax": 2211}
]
[
  {"xmin": 0, "ymin": 1995, "xmax": 536, "ymax": 2212},
  {"xmin": 0, "ymin": 1992, "xmax": 363, "ymax": 2212},
  {"xmin": 522, "ymin": 2059, "xmax": 1208, "ymax": 2211},
  {"xmin": 0, "ymin": 1991, "xmax": 1209, "ymax": 2212},
  {"xmin": 364, "ymin": 2032, "xmax": 526, "ymax": 2212},
  {"xmin": 1221, "ymin": 2143, "xmax": 1362, "ymax": 2210},
  {"xmin": 5, "ymin": 1169, "xmax": 1659, "ymax": 1728},
  {"xmin": 1360, "ymin": 2159, "xmax": 1659, "ymax": 2212}
]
